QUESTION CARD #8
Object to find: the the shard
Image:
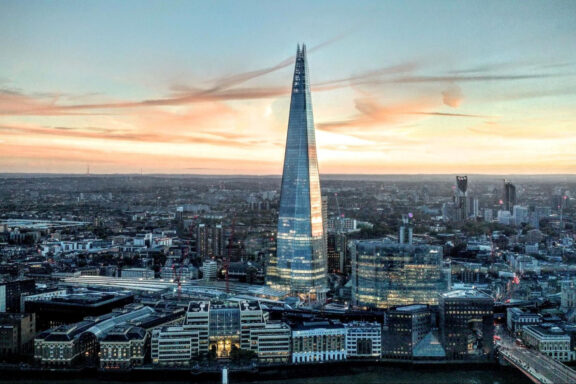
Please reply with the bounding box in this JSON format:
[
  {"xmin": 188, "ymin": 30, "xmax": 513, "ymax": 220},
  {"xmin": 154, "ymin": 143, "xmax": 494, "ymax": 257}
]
[{"xmin": 267, "ymin": 44, "xmax": 327, "ymax": 301}]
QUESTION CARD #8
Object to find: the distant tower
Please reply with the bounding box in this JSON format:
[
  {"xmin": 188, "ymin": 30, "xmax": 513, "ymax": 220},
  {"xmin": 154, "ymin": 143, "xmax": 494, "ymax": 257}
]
[
  {"xmin": 503, "ymin": 179, "xmax": 516, "ymax": 213},
  {"xmin": 454, "ymin": 176, "xmax": 468, "ymax": 221},
  {"xmin": 399, "ymin": 214, "xmax": 413, "ymax": 245},
  {"xmin": 267, "ymin": 44, "xmax": 327, "ymax": 302}
]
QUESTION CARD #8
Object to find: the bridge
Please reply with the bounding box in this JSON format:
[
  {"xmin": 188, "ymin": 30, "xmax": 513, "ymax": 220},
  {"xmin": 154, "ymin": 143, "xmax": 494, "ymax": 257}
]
[{"xmin": 497, "ymin": 333, "xmax": 576, "ymax": 384}]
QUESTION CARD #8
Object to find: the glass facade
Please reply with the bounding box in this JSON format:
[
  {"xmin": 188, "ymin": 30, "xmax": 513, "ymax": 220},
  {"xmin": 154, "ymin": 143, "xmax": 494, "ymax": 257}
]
[
  {"xmin": 351, "ymin": 241, "xmax": 450, "ymax": 308},
  {"xmin": 267, "ymin": 44, "xmax": 327, "ymax": 299}
]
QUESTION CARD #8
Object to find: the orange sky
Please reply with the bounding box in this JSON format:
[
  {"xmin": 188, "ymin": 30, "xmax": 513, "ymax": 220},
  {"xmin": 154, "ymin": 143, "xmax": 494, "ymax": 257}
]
[{"xmin": 1, "ymin": 1, "xmax": 576, "ymax": 174}]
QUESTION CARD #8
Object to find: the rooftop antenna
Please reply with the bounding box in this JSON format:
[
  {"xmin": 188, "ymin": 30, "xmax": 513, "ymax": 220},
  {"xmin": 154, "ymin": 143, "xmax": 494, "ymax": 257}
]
[{"xmin": 86, "ymin": 164, "xmax": 90, "ymax": 176}]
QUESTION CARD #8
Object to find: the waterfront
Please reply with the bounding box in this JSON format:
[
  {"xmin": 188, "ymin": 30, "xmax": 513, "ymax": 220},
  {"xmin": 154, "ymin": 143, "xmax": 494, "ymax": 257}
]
[{"xmin": 4, "ymin": 366, "xmax": 532, "ymax": 384}]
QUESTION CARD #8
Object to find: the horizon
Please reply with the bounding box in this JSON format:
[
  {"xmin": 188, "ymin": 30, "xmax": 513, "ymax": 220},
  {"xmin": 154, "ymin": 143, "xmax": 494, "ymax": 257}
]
[{"xmin": 1, "ymin": 1, "xmax": 576, "ymax": 174}]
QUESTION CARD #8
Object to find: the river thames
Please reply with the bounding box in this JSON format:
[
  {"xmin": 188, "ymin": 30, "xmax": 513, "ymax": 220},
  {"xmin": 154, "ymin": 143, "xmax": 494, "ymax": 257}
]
[{"xmin": 7, "ymin": 366, "xmax": 532, "ymax": 384}]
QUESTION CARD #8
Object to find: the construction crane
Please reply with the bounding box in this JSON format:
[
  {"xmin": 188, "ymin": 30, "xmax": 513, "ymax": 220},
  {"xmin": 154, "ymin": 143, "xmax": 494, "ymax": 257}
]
[{"xmin": 334, "ymin": 192, "xmax": 344, "ymax": 234}]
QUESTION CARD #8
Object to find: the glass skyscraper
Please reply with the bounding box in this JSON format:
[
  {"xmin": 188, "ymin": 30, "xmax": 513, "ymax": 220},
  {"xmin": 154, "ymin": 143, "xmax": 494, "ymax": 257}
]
[
  {"xmin": 351, "ymin": 240, "xmax": 450, "ymax": 309},
  {"xmin": 267, "ymin": 44, "xmax": 327, "ymax": 301}
]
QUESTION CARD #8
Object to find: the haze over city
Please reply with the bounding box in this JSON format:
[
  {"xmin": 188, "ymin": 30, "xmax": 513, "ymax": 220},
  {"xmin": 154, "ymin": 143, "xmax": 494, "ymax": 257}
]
[{"xmin": 2, "ymin": 0, "xmax": 576, "ymax": 174}]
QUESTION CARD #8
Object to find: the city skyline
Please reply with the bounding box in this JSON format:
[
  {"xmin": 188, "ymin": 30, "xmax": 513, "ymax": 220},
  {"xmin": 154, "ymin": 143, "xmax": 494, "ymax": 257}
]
[{"xmin": 1, "ymin": 1, "xmax": 576, "ymax": 174}]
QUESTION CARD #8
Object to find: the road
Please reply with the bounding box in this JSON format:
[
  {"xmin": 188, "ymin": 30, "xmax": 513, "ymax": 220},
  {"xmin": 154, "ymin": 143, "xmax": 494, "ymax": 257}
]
[{"xmin": 496, "ymin": 326, "xmax": 576, "ymax": 384}]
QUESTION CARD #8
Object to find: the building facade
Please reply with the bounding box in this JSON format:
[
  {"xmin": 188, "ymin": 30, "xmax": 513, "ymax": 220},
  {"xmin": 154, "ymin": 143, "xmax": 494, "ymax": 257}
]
[
  {"xmin": 439, "ymin": 290, "xmax": 494, "ymax": 361},
  {"xmin": 351, "ymin": 241, "xmax": 449, "ymax": 309},
  {"xmin": 344, "ymin": 321, "xmax": 381, "ymax": 358},
  {"xmin": 291, "ymin": 320, "xmax": 346, "ymax": 363},
  {"xmin": 522, "ymin": 325, "xmax": 573, "ymax": 362},
  {"xmin": 383, "ymin": 305, "xmax": 431, "ymax": 359},
  {"xmin": 267, "ymin": 44, "xmax": 327, "ymax": 301}
]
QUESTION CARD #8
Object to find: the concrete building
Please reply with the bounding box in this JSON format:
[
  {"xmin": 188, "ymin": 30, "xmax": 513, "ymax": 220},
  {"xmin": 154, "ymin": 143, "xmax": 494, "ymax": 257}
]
[
  {"xmin": 506, "ymin": 308, "xmax": 542, "ymax": 336},
  {"xmin": 439, "ymin": 290, "xmax": 494, "ymax": 361},
  {"xmin": 344, "ymin": 321, "xmax": 381, "ymax": 359},
  {"xmin": 0, "ymin": 313, "xmax": 35, "ymax": 357},
  {"xmin": 200, "ymin": 260, "xmax": 218, "ymax": 281},
  {"xmin": 523, "ymin": 325, "xmax": 573, "ymax": 362},
  {"xmin": 121, "ymin": 268, "xmax": 155, "ymax": 279},
  {"xmin": 0, "ymin": 279, "xmax": 35, "ymax": 313},
  {"xmin": 291, "ymin": 320, "xmax": 346, "ymax": 363},
  {"xmin": 99, "ymin": 325, "xmax": 148, "ymax": 369},
  {"xmin": 151, "ymin": 325, "xmax": 199, "ymax": 367},
  {"xmin": 249, "ymin": 321, "xmax": 291, "ymax": 363}
]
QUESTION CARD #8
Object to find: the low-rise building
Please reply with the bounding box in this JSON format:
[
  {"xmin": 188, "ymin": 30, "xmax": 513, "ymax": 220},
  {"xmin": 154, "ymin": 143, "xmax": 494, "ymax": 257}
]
[
  {"xmin": 99, "ymin": 325, "xmax": 148, "ymax": 369},
  {"xmin": 0, "ymin": 313, "xmax": 36, "ymax": 357},
  {"xmin": 249, "ymin": 321, "xmax": 291, "ymax": 363},
  {"xmin": 523, "ymin": 325, "xmax": 573, "ymax": 362},
  {"xmin": 121, "ymin": 268, "xmax": 155, "ymax": 279},
  {"xmin": 344, "ymin": 321, "xmax": 381, "ymax": 358},
  {"xmin": 506, "ymin": 308, "xmax": 541, "ymax": 336},
  {"xmin": 291, "ymin": 320, "xmax": 346, "ymax": 363},
  {"xmin": 151, "ymin": 325, "xmax": 200, "ymax": 367}
]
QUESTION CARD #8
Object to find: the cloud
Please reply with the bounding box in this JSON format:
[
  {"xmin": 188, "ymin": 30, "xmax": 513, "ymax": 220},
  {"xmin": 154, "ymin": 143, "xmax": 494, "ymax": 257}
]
[
  {"xmin": 319, "ymin": 97, "xmax": 490, "ymax": 131},
  {"xmin": 442, "ymin": 84, "xmax": 463, "ymax": 107}
]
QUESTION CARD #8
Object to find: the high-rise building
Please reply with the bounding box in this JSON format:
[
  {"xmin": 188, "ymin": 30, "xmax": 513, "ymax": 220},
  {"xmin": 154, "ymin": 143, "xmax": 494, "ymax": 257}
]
[
  {"xmin": 454, "ymin": 176, "xmax": 468, "ymax": 222},
  {"xmin": 398, "ymin": 214, "xmax": 413, "ymax": 245},
  {"xmin": 267, "ymin": 44, "xmax": 327, "ymax": 301},
  {"xmin": 196, "ymin": 223, "xmax": 224, "ymax": 259},
  {"xmin": 351, "ymin": 241, "xmax": 450, "ymax": 309},
  {"xmin": 503, "ymin": 179, "xmax": 516, "ymax": 213}
]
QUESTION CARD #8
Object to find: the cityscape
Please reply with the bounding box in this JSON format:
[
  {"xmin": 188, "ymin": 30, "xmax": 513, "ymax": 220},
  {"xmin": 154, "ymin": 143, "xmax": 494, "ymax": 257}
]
[{"xmin": 2, "ymin": 1, "xmax": 576, "ymax": 384}]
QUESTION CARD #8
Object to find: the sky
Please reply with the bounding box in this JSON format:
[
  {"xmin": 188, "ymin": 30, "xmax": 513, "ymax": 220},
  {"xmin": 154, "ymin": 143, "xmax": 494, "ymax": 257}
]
[{"xmin": 1, "ymin": 0, "xmax": 576, "ymax": 175}]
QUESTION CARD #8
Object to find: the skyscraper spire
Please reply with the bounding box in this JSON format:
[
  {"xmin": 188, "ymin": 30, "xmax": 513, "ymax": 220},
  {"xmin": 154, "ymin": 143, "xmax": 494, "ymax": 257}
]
[{"xmin": 266, "ymin": 44, "xmax": 327, "ymax": 302}]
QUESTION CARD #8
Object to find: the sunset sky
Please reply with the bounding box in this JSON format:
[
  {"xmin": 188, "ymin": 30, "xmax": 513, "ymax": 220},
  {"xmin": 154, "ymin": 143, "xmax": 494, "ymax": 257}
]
[{"xmin": 1, "ymin": 0, "xmax": 576, "ymax": 174}]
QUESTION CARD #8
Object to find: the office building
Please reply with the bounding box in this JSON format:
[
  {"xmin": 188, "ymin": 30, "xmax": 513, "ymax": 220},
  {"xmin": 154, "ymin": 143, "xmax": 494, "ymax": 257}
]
[
  {"xmin": 121, "ymin": 268, "xmax": 155, "ymax": 279},
  {"xmin": 99, "ymin": 325, "xmax": 148, "ymax": 369},
  {"xmin": 151, "ymin": 325, "xmax": 200, "ymax": 367},
  {"xmin": 267, "ymin": 44, "xmax": 327, "ymax": 302},
  {"xmin": 503, "ymin": 180, "xmax": 517, "ymax": 213},
  {"xmin": 291, "ymin": 320, "xmax": 346, "ymax": 363},
  {"xmin": 523, "ymin": 325, "xmax": 573, "ymax": 362},
  {"xmin": 506, "ymin": 308, "xmax": 541, "ymax": 336},
  {"xmin": 327, "ymin": 232, "xmax": 348, "ymax": 273},
  {"xmin": 383, "ymin": 305, "xmax": 431, "ymax": 359},
  {"xmin": 0, "ymin": 313, "xmax": 35, "ymax": 357},
  {"xmin": 398, "ymin": 214, "xmax": 413, "ymax": 245},
  {"xmin": 439, "ymin": 290, "xmax": 494, "ymax": 360},
  {"xmin": 184, "ymin": 300, "xmax": 265, "ymax": 359},
  {"xmin": 249, "ymin": 321, "xmax": 291, "ymax": 363},
  {"xmin": 344, "ymin": 321, "xmax": 381, "ymax": 358},
  {"xmin": 0, "ymin": 279, "xmax": 35, "ymax": 313},
  {"xmin": 351, "ymin": 241, "xmax": 449, "ymax": 309},
  {"xmin": 454, "ymin": 176, "xmax": 468, "ymax": 222}
]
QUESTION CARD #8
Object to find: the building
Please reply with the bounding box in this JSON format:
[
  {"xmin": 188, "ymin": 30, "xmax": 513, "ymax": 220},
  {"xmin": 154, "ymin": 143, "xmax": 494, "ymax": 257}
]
[
  {"xmin": 398, "ymin": 214, "xmax": 413, "ymax": 245},
  {"xmin": 344, "ymin": 321, "xmax": 381, "ymax": 359},
  {"xmin": 454, "ymin": 176, "xmax": 469, "ymax": 222},
  {"xmin": 184, "ymin": 300, "xmax": 266, "ymax": 359},
  {"xmin": 267, "ymin": 44, "xmax": 327, "ymax": 302},
  {"xmin": 506, "ymin": 307, "xmax": 541, "ymax": 336},
  {"xmin": 0, "ymin": 279, "xmax": 35, "ymax": 313},
  {"xmin": 34, "ymin": 305, "xmax": 156, "ymax": 367},
  {"xmin": 327, "ymin": 232, "xmax": 348, "ymax": 273},
  {"xmin": 383, "ymin": 305, "xmax": 431, "ymax": 359},
  {"xmin": 503, "ymin": 180, "xmax": 517, "ymax": 213},
  {"xmin": 151, "ymin": 325, "xmax": 200, "ymax": 367},
  {"xmin": 249, "ymin": 321, "xmax": 291, "ymax": 363},
  {"xmin": 121, "ymin": 268, "xmax": 155, "ymax": 279},
  {"xmin": 523, "ymin": 325, "xmax": 573, "ymax": 362},
  {"xmin": 0, "ymin": 313, "xmax": 35, "ymax": 357},
  {"xmin": 25, "ymin": 291, "xmax": 134, "ymax": 331},
  {"xmin": 99, "ymin": 325, "xmax": 148, "ymax": 369},
  {"xmin": 291, "ymin": 320, "xmax": 346, "ymax": 363},
  {"xmin": 351, "ymin": 241, "xmax": 450, "ymax": 309},
  {"xmin": 196, "ymin": 223, "xmax": 224, "ymax": 259},
  {"xmin": 200, "ymin": 260, "xmax": 218, "ymax": 281},
  {"xmin": 513, "ymin": 205, "xmax": 529, "ymax": 226},
  {"xmin": 439, "ymin": 290, "xmax": 494, "ymax": 361},
  {"xmin": 561, "ymin": 279, "xmax": 576, "ymax": 310}
]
